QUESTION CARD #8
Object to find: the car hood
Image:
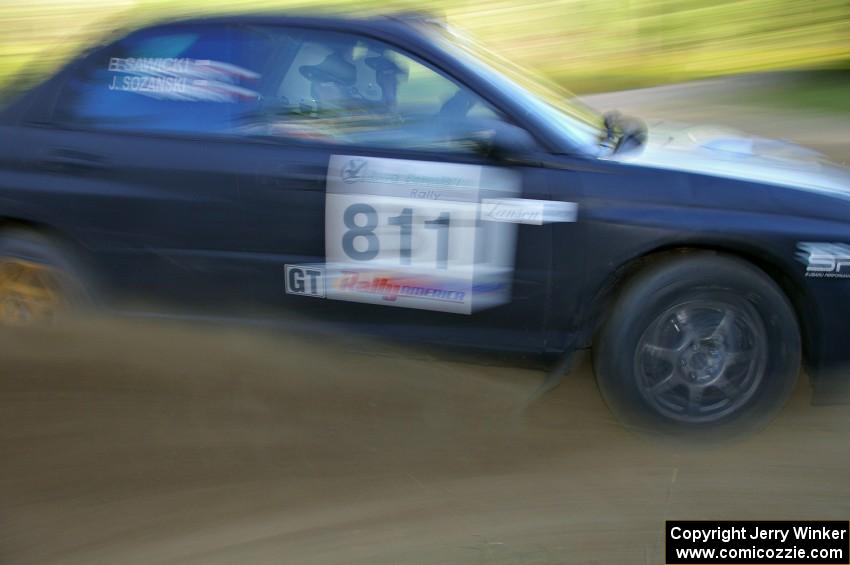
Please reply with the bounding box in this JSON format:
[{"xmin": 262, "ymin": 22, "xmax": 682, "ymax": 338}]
[{"xmin": 609, "ymin": 121, "xmax": 850, "ymax": 200}]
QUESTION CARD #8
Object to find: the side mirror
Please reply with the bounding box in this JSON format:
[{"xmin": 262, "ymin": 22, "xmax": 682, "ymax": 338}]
[
  {"xmin": 461, "ymin": 120, "xmax": 539, "ymax": 161},
  {"xmin": 488, "ymin": 122, "xmax": 540, "ymax": 160},
  {"xmin": 603, "ymin": 110, "xmax": 647, "ymax": 155}
]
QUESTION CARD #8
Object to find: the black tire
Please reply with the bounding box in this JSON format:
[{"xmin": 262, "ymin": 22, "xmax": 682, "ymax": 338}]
[
  {"xmin": 593, "ymin": 252, "xmax": 801, "ymax": 436},
  {"xmin": 0, "ymin": 228, "xmax": 93, "ymax": 323}
]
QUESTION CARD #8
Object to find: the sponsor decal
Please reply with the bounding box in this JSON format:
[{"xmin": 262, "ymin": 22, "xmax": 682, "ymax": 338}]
[
  {"xmin": 481, "ymin": 198, "xmax": 578, "ymax": 225},
  {"xmin": 797, "ymin": 242, "xmax": 850, "ymax": 278},
  {"xmin": 335, "ymin": 157, "xmax": 474, "ymax": 194}
]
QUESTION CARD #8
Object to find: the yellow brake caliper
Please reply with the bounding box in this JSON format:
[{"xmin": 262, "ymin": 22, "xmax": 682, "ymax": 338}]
[{"xmin": 0, "ymin": 259, "xmax": 63, "ymax": 325}]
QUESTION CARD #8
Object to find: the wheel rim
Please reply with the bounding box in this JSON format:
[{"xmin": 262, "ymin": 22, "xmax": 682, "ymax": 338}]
[
  {"xmin": 0, "ymin": 258, "xmax": 64, "ymax": 325},
  {"xmin": 634, "ymin": 297, "xmax": 768, "ymax": 424}
]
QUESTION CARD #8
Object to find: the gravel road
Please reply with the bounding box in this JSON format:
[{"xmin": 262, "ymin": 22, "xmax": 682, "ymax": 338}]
[{"xmin": 1, "ymin": 319, "xmax": 848, "ymax": 564}]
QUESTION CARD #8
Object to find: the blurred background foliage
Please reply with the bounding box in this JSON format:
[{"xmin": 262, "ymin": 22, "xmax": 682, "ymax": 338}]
[{"xmin": 1, "ymin": 0, "xmax": 849, "ymax": 97}]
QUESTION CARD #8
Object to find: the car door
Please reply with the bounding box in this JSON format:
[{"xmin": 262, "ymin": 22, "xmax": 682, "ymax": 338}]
[
  {"xmin": 234, "ymin": 26, "xmax": 565, "ymax": 351},
  {"xmin": 25, "ymin": 22, "xmax": 302, "ymax": 309}
]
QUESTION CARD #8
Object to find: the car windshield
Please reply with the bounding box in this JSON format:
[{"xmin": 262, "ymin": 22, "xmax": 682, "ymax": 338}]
[{"xmin": 424, "ymin": 22, "xmax": 606, "ymax": 153}]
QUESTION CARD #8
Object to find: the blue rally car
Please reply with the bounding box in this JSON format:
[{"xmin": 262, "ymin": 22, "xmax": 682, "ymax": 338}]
[{"xmin": 1, "ymin": 12, "xmax": 849, "ymax": 433}]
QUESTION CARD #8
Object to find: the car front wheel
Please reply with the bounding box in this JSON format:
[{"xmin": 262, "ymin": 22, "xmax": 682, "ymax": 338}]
[{"xmin": 593, "ymin": 252, "xmax": 801, "ymax": 435}]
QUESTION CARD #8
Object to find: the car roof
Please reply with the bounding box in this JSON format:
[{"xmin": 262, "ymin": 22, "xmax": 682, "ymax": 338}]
[{"xmin": 146, "ymin": 11, "xmax": 439, "ymax": 34}]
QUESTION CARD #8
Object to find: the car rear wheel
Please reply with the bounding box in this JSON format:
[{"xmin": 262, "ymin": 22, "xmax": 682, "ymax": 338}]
[
  {"xmin": 0, "ymin": 229, "xmax": 91, "ymax": 325},
  {"xmin": 593, "ymin": 252, "xmax": 801, "ymax": 436}
]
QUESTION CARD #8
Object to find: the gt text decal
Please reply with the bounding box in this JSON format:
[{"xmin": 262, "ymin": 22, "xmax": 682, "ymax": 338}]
[{"xmin": 285, "ymin": 264, "xmax": 326, "ymax": 298}]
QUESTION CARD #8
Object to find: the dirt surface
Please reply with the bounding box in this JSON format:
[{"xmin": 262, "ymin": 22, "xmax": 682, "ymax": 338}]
[{"xmin": 1, "ymin": 319, "xmax": 849, "ymax": 565}]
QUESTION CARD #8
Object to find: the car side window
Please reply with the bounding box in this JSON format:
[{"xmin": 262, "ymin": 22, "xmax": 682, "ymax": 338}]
[
  {"xmin": 53, "ymin": 24, "xmax": 276, "ymax": 135},
  {"xmin": 238, "ymin": 29, "xmax": 510, "ymax": 153}
]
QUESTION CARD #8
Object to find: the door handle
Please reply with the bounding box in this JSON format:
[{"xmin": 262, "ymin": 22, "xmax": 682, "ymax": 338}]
[
  {"xmin": 279, "ymin": 164, "xmax": 326, "ymax": 182},
  {"xmin": 259, "ymin": 164, "xmax": 326, "ymax": 189}
]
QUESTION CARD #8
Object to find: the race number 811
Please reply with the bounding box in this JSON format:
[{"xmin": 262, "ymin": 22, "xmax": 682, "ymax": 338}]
[
  {"xmin": 324, "ymin": 154, "xmax": 519, "ymax": 314},
  {"xmin": 342, "ymin": 203, "xmax": 451, "ymax": 269}
]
